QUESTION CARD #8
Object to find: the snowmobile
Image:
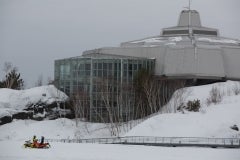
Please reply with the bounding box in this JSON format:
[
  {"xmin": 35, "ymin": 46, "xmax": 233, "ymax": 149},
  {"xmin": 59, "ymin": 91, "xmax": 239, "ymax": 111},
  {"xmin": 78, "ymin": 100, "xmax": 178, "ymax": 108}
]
[{"xmin": 23, "ymin": 140, "xmax": 51, "ymax": 149}]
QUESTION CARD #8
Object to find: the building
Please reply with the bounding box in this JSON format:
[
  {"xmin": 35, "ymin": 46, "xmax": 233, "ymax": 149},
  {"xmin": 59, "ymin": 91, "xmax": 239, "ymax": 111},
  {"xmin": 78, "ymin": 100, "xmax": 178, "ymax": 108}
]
[
  {"xmin": 55, "ymin": 10, "xmax": 240, "ymax": 121},
  {"xmin": 55, "ymin": 54, "xmax": 155, "ymax": 121}
]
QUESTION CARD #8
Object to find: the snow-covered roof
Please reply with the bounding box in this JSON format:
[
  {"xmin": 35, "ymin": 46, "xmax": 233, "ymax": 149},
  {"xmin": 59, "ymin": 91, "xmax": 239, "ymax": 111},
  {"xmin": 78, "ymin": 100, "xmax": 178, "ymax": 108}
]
[
  {"xmin": 74, "ymin": 9, "xmax": 240, "ymax": 80},
  {"xmin": 120, "ymin": 35, "xmax": 240, "ymax": 48}
]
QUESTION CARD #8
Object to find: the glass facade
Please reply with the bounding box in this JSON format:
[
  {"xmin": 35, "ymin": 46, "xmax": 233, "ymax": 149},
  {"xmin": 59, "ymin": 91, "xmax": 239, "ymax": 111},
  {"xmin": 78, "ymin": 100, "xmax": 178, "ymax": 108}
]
[{"xmin": 55, "ymin": 56, "xmax": 155, "ymax": 122}]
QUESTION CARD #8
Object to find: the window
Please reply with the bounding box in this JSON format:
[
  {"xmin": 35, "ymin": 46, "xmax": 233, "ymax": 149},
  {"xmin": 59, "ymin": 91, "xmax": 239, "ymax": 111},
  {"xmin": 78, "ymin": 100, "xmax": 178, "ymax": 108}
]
[
  {"xmin": 79, "ymin": 64, "xmax": 84, "ymax": 70},
  {"xmin": 162, "ymin": 30, "xmax": 188, "ymax": 35},
  {"xmin": 103, "ymin": 63, "xmax": 107, "ymax": 70},
  {"xmin": 85, "ymin": 64, "xmax": 91, "ymax": 70},
  {"xmin": 193, "ymin": 30, "xmax": 217, "ymax": 36},
  {"xmin": 98, "ymin": 63, "xmax": 102, "ymax": 69}
]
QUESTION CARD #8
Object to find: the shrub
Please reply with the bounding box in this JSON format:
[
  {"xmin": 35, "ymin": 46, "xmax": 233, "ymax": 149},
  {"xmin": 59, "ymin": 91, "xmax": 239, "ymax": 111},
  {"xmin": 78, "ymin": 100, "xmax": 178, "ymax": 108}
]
[
  {"xmin": 177, "ymin": 99, "xmax": 201, "ymax": 112},
  {"xmin": 186, "ymin": 99, "xmax": 201, "ymax": 112},
  {"xmin": 206, "ymin": 86, "xmax": 223, "ymax": 106},
  {"xmin": 232, "ymin": 82, "xmax": 240, "ymax": 95}
]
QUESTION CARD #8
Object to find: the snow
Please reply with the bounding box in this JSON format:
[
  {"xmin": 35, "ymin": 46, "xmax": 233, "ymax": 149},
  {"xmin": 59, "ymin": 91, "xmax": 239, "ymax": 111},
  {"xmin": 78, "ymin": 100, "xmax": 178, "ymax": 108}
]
[
  {"xmin": 126, "ymin": 81, "xmax": 240, "ymax": 138},
  {"xmin": 0, "ymin": 141, "xmax": 239, "ymax": 160},
  {"xmin": 0, "ymin": 81, "xmax": 240, "ymax": 159},
  {"xmin": 130, "ymin": 36, "xmax": 183, "ymax": 44},
  {"xmin": 169, "ymin": 36, "xmax": 182, "ymax": 42},
  {"xmin": 125, "ymin": 35, "xmax": 240, "ymax": 47},
  {"xmin": 197, "ymin": 37, "xmax": 240, "ymax": 44},
  {"xmin": 0, "ymin": 85, "xmax": 68, "ymax": 118},
  {"xmin": 125, "ymin": 103, "xmax": 240, "ymax": 138},
  {"xmin": 0, "ymin": 118, "xmax": 112, "ymax": 141},
  {"xmin": 131, "ymin": 37, "xmax": 163, "ymax": 43}
]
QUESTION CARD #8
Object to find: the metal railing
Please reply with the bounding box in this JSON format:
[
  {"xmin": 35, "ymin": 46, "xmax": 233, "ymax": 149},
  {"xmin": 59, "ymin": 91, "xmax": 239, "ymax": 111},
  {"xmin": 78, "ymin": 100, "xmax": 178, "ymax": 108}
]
[{"xmin": 46, "ymin": 136, "xmax": 240, "ymax": 148}]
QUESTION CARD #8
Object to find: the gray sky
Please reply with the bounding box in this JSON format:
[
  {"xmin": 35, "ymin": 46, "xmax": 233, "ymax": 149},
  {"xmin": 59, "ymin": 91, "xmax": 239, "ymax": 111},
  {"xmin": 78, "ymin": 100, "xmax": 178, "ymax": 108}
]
[{"xmin": 1, "ymin": 0, "xmax": 240, "ymax": 88}]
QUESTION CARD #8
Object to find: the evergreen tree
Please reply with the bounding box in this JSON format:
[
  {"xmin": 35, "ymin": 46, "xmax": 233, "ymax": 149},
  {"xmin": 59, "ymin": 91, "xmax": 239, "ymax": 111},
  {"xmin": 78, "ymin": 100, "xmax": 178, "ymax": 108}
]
[{"xmin": 0, "ymin": 68, "xmax": 24, "ymax": 90}]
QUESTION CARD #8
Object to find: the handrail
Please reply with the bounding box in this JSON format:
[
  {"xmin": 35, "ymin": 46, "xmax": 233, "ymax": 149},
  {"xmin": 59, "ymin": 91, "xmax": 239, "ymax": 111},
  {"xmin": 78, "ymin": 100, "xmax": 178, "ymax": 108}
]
[{"xmin": 45, "ymin": 136, "xmax": 240, "ymax": 148}]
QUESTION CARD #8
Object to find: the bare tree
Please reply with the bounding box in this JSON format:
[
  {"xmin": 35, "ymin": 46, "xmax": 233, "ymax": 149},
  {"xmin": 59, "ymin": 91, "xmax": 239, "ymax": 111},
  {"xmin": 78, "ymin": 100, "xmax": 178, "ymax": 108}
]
[
  {"xmin": 2, "ymin": 62, "xmax": 15, "ymax": 88},
  {"xmin": 134, "ymin": 69, "xmax": 187, "ymax": 116},
  {"xmin": 97, "ymin": 77, "xmax": 121, "ymax": 136},
  {"xmin": 232, "ymin": 82, "xmax": 240, "ymax": 95},
  {"xmin": 3, "ymin": 62, "xmax": 16, "ymax": 74},
  {"xmin": 71, "ymin": 91, "xmax": 89, "ymax": 127},
  {"xmin": 1, "ymin": 62, "xmax": 24, "ymax": 89},
  {"xmin": 47, "ymin": 77, "xmax": 54, "ymax": 85},
  {"xmin": 35, "ymin": 74, "xmax": 43, "ymax": 87}
]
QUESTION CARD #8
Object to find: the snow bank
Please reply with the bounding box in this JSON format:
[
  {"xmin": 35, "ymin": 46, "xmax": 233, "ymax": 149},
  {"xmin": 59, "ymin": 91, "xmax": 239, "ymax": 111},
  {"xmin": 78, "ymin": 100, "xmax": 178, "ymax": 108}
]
[
  {"xmin": 0, "ymin": 85, "xmax": 68, "ymax": 118},
  {"xmin": 126, "ymin": 81, "xmax": 240, "ymax": 138}
]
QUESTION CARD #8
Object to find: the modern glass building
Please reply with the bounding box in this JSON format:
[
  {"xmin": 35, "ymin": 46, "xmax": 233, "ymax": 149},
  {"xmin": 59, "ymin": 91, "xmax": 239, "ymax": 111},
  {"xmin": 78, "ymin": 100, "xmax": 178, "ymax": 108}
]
[
  {"xmin": 55, "ymin": 53, "xmax": 155, "ymax": 122},
  {"xmin": 55, "ymin": 9, "xmax": 240, "ymax": 122}
]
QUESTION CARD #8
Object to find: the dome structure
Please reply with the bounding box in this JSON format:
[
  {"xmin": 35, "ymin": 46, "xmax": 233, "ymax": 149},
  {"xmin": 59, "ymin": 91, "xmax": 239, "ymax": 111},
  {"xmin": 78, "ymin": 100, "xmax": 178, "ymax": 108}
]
[{"xmin": 83, "ymin": 10, "xmax": 240, "ymax": 81}]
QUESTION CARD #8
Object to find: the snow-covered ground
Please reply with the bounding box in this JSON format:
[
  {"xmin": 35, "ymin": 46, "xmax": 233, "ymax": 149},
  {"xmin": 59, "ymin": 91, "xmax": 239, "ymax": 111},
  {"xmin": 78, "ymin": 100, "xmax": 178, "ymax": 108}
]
[
  {"xmin": 0, "ymin": 141, "xmax": 239, "ymax": 160},
  {"xmin": 0, "ymin": 81, "xmax": 240, "ymax": 159},
  {"xmin": 0, "ymin": 118, "xmax": 112, "ymax": 141}
]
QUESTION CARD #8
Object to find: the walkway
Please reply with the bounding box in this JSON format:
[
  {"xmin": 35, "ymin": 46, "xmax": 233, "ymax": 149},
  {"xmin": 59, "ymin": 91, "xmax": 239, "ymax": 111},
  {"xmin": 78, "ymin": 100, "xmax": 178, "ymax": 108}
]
[{"xmin": 46, "ymin": 136, "xmax": 240, "ymax": 148}]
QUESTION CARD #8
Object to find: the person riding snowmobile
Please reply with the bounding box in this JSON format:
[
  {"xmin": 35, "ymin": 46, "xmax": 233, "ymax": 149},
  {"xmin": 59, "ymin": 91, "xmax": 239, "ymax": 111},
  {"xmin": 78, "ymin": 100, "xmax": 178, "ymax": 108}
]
[
  {"xmin": 40, "ymin": 136, "xmax": 45, "ymax": 145},
  {"xmin": 32, "ymin": 135, "xmax": 38, "ymax": 148},
  {"xmin": 32, "ymin": 135, "xmax": 37, "ymax": 142}
]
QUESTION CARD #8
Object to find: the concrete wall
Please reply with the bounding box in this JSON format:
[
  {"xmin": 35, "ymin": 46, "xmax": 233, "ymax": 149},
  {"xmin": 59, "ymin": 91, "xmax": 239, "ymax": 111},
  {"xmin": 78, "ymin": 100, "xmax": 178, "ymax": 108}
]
[
  {"xmin": 84, "ymin": 44, "xmax": 240, "ymax": 80},
  {"xmin": 222, "ymin": 47, "xmax": 240, "ymax": 79}
]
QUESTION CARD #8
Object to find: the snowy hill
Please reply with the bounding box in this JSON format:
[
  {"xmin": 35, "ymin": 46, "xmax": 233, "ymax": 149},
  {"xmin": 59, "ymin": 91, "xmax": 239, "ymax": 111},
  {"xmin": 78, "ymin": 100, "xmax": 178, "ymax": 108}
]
[
  {"xmin": 126, "ymin": 81, "xmax": 240, "ymax": 138},
  {"xmin": 0, "ymin": 85, "xmax": 68, "ymax": 124},
  {"xmin": 125, "ymin": 103, "xmax": 240, "ymax": 138}
]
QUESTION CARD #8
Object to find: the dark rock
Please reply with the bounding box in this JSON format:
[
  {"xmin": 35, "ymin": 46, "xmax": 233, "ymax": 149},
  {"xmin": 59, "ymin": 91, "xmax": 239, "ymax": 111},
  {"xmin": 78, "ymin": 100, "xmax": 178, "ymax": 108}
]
[
  {"xmin": 65, "ymin": 113, "xmax": 75, "ymax": 119},
  {"xmin": 230, "ymin": 125, "xmax": 239, "ymax": 131},
  {"xmin": 12, "ymin": 112, "xmax": 33, "ymax": 120},
  {"xmin": 0, "ymin": 116, "xmax": 12, "ymax": 125},
  {"xmin": 0, "ymin": 100, "xmax": 73, "ymax": 125}
]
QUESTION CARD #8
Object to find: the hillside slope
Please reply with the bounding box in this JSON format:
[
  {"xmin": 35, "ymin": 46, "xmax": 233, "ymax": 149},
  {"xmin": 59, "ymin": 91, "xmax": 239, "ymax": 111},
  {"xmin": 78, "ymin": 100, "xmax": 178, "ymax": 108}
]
[{"xmin": 126, "ymin": 81, "xmax": 240, "ymax": 138}]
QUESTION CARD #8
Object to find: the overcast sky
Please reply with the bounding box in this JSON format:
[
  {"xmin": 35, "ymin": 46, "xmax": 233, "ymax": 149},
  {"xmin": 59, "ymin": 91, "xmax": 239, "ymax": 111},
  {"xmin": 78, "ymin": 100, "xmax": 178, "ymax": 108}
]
[{"xmin": 0, "ymin": 0, "xmax": 240, "ymax": 88}]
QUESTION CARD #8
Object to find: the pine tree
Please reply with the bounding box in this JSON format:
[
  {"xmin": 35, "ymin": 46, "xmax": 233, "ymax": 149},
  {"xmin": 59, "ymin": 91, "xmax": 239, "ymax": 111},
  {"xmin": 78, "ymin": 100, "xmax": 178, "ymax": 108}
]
[{"xmin": 0, "ymin": 68, "xmax": 24, "ymax": 90}]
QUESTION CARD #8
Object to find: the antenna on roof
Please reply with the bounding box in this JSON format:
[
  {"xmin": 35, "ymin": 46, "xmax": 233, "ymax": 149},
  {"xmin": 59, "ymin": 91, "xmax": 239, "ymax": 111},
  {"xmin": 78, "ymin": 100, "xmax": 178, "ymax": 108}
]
[
  {"xmin": 184, "ymin": 0, "xmax": 192, "ymax": 36},
  {"xmin": 188, "ymin": 0, "xmax": 191, "ymax": 30},
  {"xmin": 184, "ymin": 0, "xmax": 191, "ymax": 11},
  {"xmin": 189, "ymin": 0, "xmax": 191, "ymax": 11}
]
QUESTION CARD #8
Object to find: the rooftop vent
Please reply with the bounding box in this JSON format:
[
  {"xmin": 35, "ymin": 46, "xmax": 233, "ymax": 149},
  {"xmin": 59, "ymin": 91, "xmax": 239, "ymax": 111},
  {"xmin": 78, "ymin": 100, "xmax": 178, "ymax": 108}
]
[
  {"xmin": 178, "ymin": 10, "xmax": 201, "ymax": 27},
  {"xmin": 162, "ymin": 10, "xmax": 218, "ymax": 36}
]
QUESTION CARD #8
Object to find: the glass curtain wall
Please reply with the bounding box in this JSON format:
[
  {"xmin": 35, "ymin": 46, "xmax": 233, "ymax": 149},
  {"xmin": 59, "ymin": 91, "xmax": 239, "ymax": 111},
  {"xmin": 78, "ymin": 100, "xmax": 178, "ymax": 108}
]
[{"xmin": 55, "ymin": 57, "xmax": 155, "ymax": 122}]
